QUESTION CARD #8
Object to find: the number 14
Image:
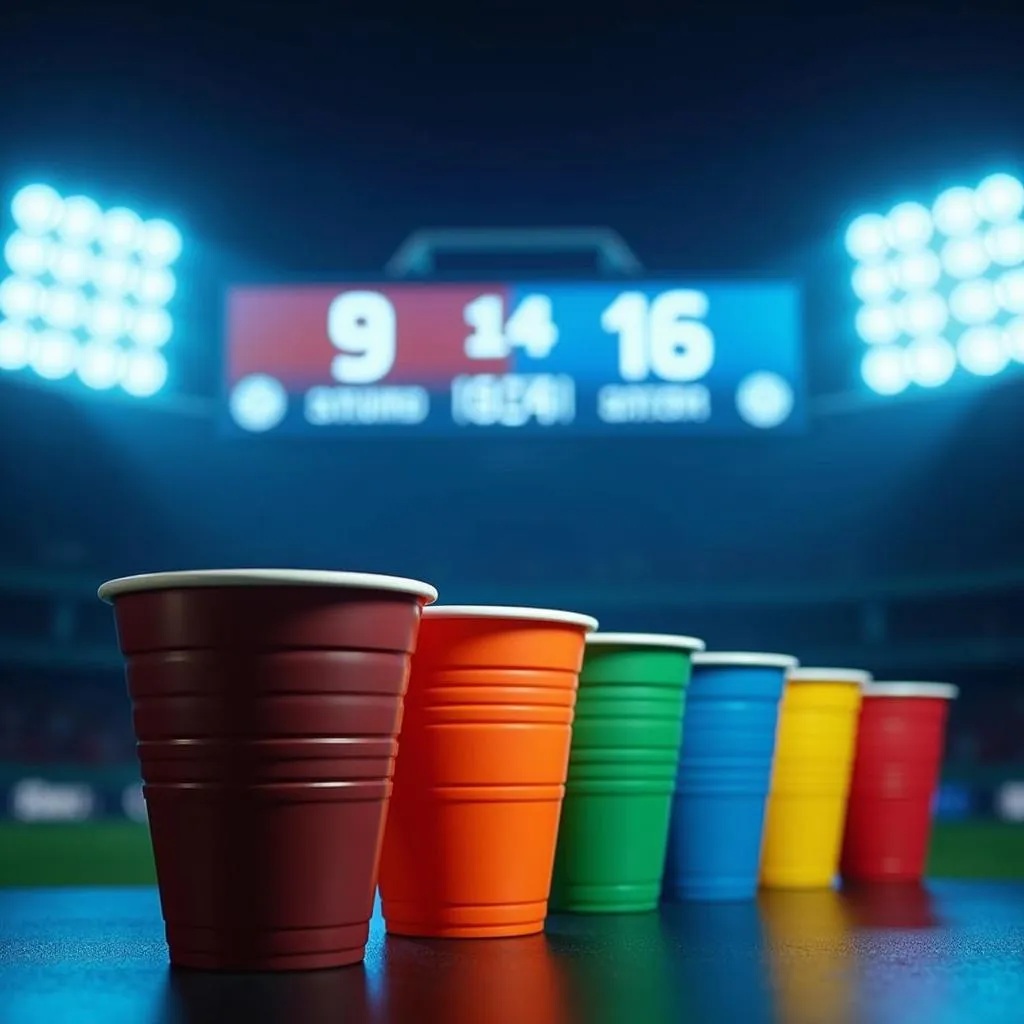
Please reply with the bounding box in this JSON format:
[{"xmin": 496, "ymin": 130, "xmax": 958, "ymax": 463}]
[{"xmin": 464, "ymin": 294, "xmax": 559, "ymax": 360}]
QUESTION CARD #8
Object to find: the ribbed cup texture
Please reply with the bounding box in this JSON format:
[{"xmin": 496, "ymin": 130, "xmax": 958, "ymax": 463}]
[
  {"xmin": 664, "ymin": 666, "xmax": 788, "ymax": 901},
  {"xmin": 841, "ymin": 696, "xmax": 950, "ymax": 882},
  {"xmin": 379, "ymin": 616, "xmax": 589, "ymax": 938},
  {"xmin": 761, "ymin": 682, "xmax": 862, "ymax": 889},
  {"xmin": 112, "ymin": 586, "xmax": 424, "ymax": 970},
  {"xmin": 551, "ymin": 647, "xmax": 691, "ymax": 913}
]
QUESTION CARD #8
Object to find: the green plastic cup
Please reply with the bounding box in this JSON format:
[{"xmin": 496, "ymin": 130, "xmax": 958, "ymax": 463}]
[{"xmin": 550, "ymin": 632, "xmax": 705, "ymax": 914}]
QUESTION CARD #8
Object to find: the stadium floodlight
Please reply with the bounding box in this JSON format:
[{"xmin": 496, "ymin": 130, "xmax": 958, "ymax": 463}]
[
  {"xmin": 860, "ymin": 345, "xmax": 908, "ymax": 395},
  {"xmin": 957, "ymin": 326, "xmax": 1009, "ymax": 377},
  {"xmin": 0, "ymin": 183, "xmax": 181, "ymax": 397},
  {"xmin": 846, "ymin": 172, "xmax": 1024, "ymax": 393},
  {"xmin": 904, "ymin": 336, "xmax": 957, "ymax": 388}
]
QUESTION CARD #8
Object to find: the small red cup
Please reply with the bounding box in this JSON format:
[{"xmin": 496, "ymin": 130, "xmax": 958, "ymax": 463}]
[
  {"xmin": 99, "ymin": 568, "xmax": 437, "ymax": 971},
  {"xmin": 840, "ymin": 682, "xmax": 958, "ymax": 883}
]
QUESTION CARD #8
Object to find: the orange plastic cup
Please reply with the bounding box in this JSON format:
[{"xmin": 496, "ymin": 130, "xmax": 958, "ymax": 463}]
[{"xmin": 378, "ymin": 605, "xmax": 599, "ymax": 938}]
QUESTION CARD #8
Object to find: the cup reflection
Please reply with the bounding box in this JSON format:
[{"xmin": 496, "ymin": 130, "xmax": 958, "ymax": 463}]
[
  {"xmin": 842, "ymin": 882, "xmax": 938, "ymax": 929},
  {"xmin": 760, "ymin": 888, "xmax": 855, "ymax": 1024},
  {"xmin": 661, "ymin": 900, "xmax": 774, "ymax": 1024},
  {"xmin": 162, "ymin": 964, "xmax": 372, "ymax": 1024},
  {"xmin": 546, "ymin": 912, "xmax": 674, "ymax": 1024},
  {"xmin": 382, "ymin": 932, "xmax": 569, "ymax": 1024}
]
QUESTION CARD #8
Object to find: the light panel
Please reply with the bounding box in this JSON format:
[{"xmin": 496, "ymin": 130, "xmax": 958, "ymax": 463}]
[
  {"xmin": 847, "ymin": 173, "xmax": 1024, "ymax": 393},
  {"xmin": 0, "ymin": 184, "xmax": 181, "ymax": 397}
]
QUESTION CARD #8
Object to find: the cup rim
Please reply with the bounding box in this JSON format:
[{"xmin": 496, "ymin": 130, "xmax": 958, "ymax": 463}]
[
  {"xmin": 586, "ymin": 632, "xmax": 706, "ymax": 652},
  {"xmin": 787, "ymin": 667, "xmax": 873, "ymax": 686},
  {"xmin": 862, "ymin": 682, "xmax": 959, "ymax": 700},
  {"xmin": 691, "ymin": 651, "xmax": 798, "ymax": 669},
  {"xmin": 97, "ymin": 569, "xmax": 439, "ymax": 604},
  {"xmin": 422, "ymin": 605, "xmax": 598, "ymax": 631}
]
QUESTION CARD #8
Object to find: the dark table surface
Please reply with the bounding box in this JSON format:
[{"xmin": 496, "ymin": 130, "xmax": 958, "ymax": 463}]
[{"xmin": 1, "ymin": 883, "xmax": 1024, "ymax": 1024}]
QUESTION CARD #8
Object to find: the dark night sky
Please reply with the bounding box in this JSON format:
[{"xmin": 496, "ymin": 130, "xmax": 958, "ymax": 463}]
[{"xmin": 1, "ymin": 4, "xmax": 1022, "ymax": 273}]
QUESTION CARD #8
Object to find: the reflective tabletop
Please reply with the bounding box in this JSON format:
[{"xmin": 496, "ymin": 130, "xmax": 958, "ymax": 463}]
[{"xmin": 2, "ymin": 883, "xmax": 1023, "ymax": 1023}]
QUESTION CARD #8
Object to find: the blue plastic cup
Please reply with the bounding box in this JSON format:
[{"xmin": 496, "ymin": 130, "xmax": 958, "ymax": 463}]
[{"xmin": 663, "ymin": 652, "xmax": 798, "ymax": 901}]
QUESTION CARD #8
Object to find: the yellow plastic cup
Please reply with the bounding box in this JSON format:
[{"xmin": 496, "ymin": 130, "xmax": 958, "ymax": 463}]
[{"xmin": 760, "ymin": 668, "xmax": 868, "ymax": 889}]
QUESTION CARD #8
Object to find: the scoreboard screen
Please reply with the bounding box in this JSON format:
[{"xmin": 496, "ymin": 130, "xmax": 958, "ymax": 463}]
[{"xmin": 223, "ymin": 280, "xmax": 803, "ymax": 436}]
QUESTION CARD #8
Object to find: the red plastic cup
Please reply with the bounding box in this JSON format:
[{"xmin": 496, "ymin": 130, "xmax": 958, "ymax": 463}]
[
  {"xmin": 840, "ymin": 682, "xmax": 958, "ymax": 884},
  {"xmin": 98, "ymin": 568, "xmax": 437, "ymax": 971}
]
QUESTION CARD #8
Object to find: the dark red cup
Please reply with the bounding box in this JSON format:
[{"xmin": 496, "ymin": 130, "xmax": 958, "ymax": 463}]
[
  {"xmin": 98, "ymin": 569, "xmax": 437, "ymax": 971},
  {"xmin": 840, "ymin": 682, "xmax": 958, "ymax": 883}
]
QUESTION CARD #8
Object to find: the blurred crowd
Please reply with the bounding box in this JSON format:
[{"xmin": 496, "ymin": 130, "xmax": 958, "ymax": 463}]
[{"xmin": 0, "ymin": 680, "xmax": 135, "ymax": 765}]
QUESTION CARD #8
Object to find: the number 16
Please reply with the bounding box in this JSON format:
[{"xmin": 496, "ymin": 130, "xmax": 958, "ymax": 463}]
[{"xmin": 601, "ymin": 290, "xmax": 714, "ymax": 383}]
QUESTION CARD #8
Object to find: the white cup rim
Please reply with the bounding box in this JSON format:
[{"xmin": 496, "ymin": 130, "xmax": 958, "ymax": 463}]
[
  {"xmin": 787, "ymin": 668, "xmax": 873, "ymax": 686},
  {"xmin": 98, "ymin": 569, "xmax": 438, "ymax": 604},
  {"xmin": 586, "ymin": 632, "xmax": 706, "ymax": 652},
  {"xmin": 862, "ymin": 682, "xmax": 959, "ymax": 700},
  {"xmin": 422, "ymin": 605, "xmax": 598, "ymax": 631},
  {"xmin": 691, "ymin": 651, "xmax": 798, "ymax": 669}
]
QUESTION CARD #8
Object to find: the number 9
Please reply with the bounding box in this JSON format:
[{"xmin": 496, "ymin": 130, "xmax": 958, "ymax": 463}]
[{"xmin": 328, "ymin": 291, "xmax": 397, "ymax": 384}]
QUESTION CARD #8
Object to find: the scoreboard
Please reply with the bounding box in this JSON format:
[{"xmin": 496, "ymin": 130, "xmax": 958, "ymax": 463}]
[{"xmin": 223, "ymin": 280, "xmax": 803, "ymax": 436}]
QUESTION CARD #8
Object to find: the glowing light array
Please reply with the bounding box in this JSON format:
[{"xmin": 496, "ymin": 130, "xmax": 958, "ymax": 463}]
[
  {"xmin": 0, "ymin": 184, "xmax": 181, "ymax": 396},
  {"xmin": 845, "ymin": 173, "xmax": 1024, "ymax": 394}
]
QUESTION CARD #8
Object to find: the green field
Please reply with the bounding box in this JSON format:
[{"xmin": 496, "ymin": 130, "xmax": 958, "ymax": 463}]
[{"xmin": 0, "ymin": 822, "xmax": 1022, "ymax": 887}]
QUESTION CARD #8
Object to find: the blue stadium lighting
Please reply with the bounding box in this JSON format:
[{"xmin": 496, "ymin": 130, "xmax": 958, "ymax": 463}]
[
  {"xmin": 844, "ymin": 214, "xmax": 889, "ymax": 262},
  {"xmin": 886, "ymin": 201, "xmax": 933, "ymax": 250},
  {"xmin": 898, "ymin": 291, "xmax": 947, "ymax": 336},
  {"xmin": 0, "ymin": 321, "xmax": 30, "ymax": 371},
  {"xmin": 29, "ymin": 329, "xmax": 78, "ymax": 380},
  {"xmin": 974, "ymin": 173, "xmax": 1024, "ymax": 223},
  {"xmin": 88, "ymin": 298, "xmax": 132, "ymax": 339},
  {"xmin": 0, "ymin": 183, "xmax": 181, "ymax": 397},
  {"xmin": 894, "ymin": 250, "xmax": 941, "ymax": 292},
  {"xmin": 851, "ymin": 263, "xmax": 895, "ymax": 303},
  {"xmin": 4, "ymin": 232, "xmax": 51, "ymax": 277},
  {"xmin": 10, "ymin": 184, "xmax": 62, "ymax": 234},
  {"xmin": 932, "ymin": 186, "xmax": 979, "ymax": 237},
  {"xmin": 100, "ymin": 207, "xmax": 143, "ymax": 254},
  {"xmin": 997, "ymin": 268, "xmax": 1024, "ymax": 313},
  {"xmin": 860, "ymin": 345, "xmax": 908, "ymax": 395},
  {"xmin": 854, "ymin": 304, "xmax": 900, "ymax": 345},
  {"xmin": 904, "ymin": 336, "xmax": 957, "ymax": 388},
  {"xmin": 139, "ymin": 219, "xmax": 182, "ymax": 265},
  {"xmin": 986, "ymin": 222, "xmax": 1024, "ymax": 266},
  {"xmin": 56, "ymin": 195, "xmax": 101, "ymax": 243},
  {"xmin": 949, "ymin": 279, "xmax": 998, "ymax": 325},
  {"xmin": 121, "ymin": 348, "xmax": 168, "ymax": 397},
  {"xmin": 957, "ymin": 326, "xmax": 1009, "ymax": 377},
  {"xmin": 941, "ymin": 236, "xmax": 990, "ymax": 279},
  {"xmin": 846, "ymin": 172, "xmax": 1024, "ymax": 393},
  {"xmin": 47, "ymin": 245, "xmax": 91, "ymax": 287},
  {"xmin": 1007, "ymin": 317, "xmax": 1024, "ymax": 361},
  {"xmin": 77, "ymin": 341, "xmax": 124, "ymax": 390}
]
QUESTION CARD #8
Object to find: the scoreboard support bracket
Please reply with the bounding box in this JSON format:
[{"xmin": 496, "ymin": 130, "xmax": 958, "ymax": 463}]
[{"xmin": 384, "ymin": 227, "xmax": 645, "ymax": 278}]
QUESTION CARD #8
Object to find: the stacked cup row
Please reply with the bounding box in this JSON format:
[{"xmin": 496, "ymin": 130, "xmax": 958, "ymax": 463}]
[{"xmin": 98, "ymin": 571, "xmax": 957, "ymax": 972}]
